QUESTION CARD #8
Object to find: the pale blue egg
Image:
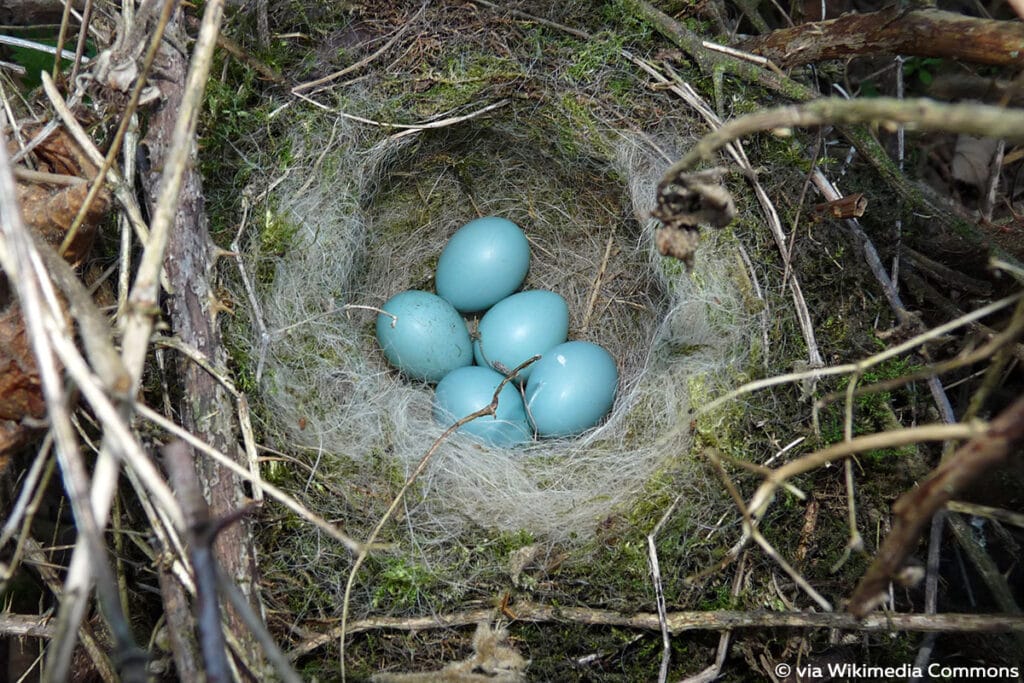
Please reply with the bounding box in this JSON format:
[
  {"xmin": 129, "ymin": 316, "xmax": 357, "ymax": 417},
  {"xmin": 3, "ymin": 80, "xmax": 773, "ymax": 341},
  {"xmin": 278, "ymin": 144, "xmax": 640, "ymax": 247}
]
[
  {"xmin": 524, "ymin": 341, "xmax": 618, "ymax": 437},
  {"xmin": 433, "ymin": 366, "xmax": 532, "ymax": 447},
  {"xmin": 435, "ymin": 216, "xmax": 530, "ymax": 312},
  {"xmin": 375, "ymin": 290, "xmax": 473, "ymax": 382},
  {"xmin": 473, "ymin": 290, "xmax": 569, "ymax": 383}
]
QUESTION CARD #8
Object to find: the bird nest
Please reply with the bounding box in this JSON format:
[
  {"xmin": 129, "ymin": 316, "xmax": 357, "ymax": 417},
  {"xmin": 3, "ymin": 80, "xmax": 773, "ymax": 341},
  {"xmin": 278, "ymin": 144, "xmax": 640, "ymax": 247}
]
[{"xmin": 240, "ymin": 100, "xmax": 754, "ymax": 551}]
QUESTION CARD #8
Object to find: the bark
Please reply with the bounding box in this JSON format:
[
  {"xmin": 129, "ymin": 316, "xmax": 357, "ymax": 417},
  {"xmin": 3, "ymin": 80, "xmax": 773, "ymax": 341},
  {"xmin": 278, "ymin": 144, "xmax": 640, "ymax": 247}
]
[
  {"xmin": 139, "ymin": 14, "xmax": 264, "ymax": 680},
  {"xmin": 738, "ymin": 8, "xmax": 1024, "ymax": 69}
]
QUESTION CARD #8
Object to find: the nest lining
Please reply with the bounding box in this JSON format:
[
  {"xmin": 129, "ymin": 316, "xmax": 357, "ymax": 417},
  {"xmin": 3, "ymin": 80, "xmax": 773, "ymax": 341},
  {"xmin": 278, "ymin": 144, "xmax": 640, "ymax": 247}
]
[{"xmin": 245, "ymin": 103, "xmax": 753, "ymax": 547}]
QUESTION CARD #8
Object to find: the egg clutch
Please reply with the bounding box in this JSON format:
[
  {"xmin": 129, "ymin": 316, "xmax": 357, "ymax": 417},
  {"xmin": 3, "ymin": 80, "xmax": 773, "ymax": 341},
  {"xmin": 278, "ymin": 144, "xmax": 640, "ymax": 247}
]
[{"xmin": 375, "ymin": 216, "xmax": 619, "ymax": 446}]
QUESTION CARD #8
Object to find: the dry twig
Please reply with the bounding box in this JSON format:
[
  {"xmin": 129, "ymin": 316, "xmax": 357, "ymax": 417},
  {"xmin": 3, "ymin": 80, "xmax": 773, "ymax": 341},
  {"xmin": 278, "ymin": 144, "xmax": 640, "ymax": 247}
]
[
  {"xmin": 289, "ymin": 601, "xmax": 1024, "ymax": 660},
  {"xmin": 849, "ymin": 394, "xmax": 1024, "ymax": 617}
]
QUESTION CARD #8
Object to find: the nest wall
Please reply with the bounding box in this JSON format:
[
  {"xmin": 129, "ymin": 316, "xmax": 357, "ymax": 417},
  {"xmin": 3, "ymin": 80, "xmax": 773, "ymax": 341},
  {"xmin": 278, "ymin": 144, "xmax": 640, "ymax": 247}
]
[{"xmin": 245, "ymin": 101, "xmax": 754, "ymax": 545}]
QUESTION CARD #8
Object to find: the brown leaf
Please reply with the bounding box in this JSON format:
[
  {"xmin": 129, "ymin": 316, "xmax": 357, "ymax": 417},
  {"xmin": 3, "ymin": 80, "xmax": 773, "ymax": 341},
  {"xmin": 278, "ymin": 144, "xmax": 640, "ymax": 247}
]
[{"xmin": 0, "ymin": 300, "xmax": 46, "ymax": 421}]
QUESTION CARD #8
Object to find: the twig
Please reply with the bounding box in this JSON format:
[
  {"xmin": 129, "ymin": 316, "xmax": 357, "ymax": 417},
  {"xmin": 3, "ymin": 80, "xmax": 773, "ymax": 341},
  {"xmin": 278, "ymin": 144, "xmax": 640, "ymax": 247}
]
[
  {"xmin": 163, "ymin": 441, "xmax": 233, "ymax": 683},
  {"xmin": 59, "ymin": 0, "xmax": 176, "ymax": 258},
  {"xmin": 709, "ymin": 449, "xmax": 833, "ymax": 610},
  {"xmin": 22, "ymin": 538, "xmax": 117, "ymax": 683},
  {"xmin": 849, "ymin": 394, "xmax": 1024, "ymax": 617},
  {"xmin": 649, "ymin": 60, "xmax": 823, "ymax": 367},
  {"xmin": 43, "ymin": 1, "xmax": 227, "ymax": 677},
  {"xmin": 0, "ymin": 109, "xmax": 147, "ymax": 683},
  {"xmin": 0, "ymin": 442, "xmax": 56, "ymax": 595},
  {"xmin": 647, "ymin": 496, "xmax": 680, "ymax": 683},
  {"xmin": 292, "ymin": 96, "xmax": 511, "ymax": 141},
  {"xmin": 136, "ymin": 402, "xmax": 362, "ymax": 553},
  {"xmin": 662, "ymin": 97, "xmax": 1024, "ymax": 182},
  {"xmin": 911, "ymin": 508, "xmax": 945, "ymax": 682},
  {"xmin": 39, "ymin": 72, "xmax": 151, "ymax": 245},
  {"xmin": 946, "ymin": 514, "xmax": 1023, "ymax": 633},
  {"xmin": 474, "ymin": 0, "xmax": 591, "ymax": 39},
  {"xmin": 700, "ymin": 292, "xmax": 1022, "ymax": 416},
  {"xmin": 817, "ymin": 300, "xmax": 1024, "ymax": 411},
  {"xmin": 215, "ymin": 31, "xmax": 284, "ymax": 84},
  {"xmin": 229, "ymin": 196, "xmax": 272, "ymax": 382},
  {"xmin": 291, "ymin": 2, "xmax": 428, "ymax": 94},
  {"xmin": 0, "ymin": 613, "xmax": 56, "ymax": 639},
  {"xmin": 0, "ymin": 436, "xmax": 54, "ymax": 551},
  {"xmin": 338, "ymin": 355, "xmax": 540, "ymax": 680},
  {"xmin": 737, "ymin": 7, "xmax": 1024, "ymax": 68},
  {"xmin": 580, "ymin": 234, "xmax": 615, "ymax": 334},
  {"xmin": 946, "ymin": 501, "xmax": 1024, "ymax": 529},
  {"xmin": 29, "ymin": 235, "xmax": 130, "ymax": 395},
  {"xmin": 68, "ymin": 0, "xmax": 94, "ymax": 83},
  {"xmin": 289, "ymin": 603, "xmax": 1024, "ymax": 659},
  {"xmin": 11, "ymin": 168, "xmax": 86, "ymax": 186},
  {"xmin": 215, "ymin": 566, "xmax": 304, "ymax": 683},
  {"xmin": 0, "ymin": 35, "xmax": 87, "ymax": 64},
  {"xmin": 694, "ymin": 421, "xmax": 982, "ymax": 587}
]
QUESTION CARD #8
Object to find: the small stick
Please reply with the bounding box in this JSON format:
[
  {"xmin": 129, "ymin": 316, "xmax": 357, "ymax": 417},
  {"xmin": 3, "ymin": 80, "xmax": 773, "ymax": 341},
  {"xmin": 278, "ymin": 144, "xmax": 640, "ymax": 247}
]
[
  {"xmin": 59, "ymin": 0, "xmax": 177, "ymax": 258},
  {"xmin": 647, "ymin": 496, "xmax": 681, "ymax": 683},
  {"xmin": 849, "ymin": 393, "xmax": 1024, "ymax": 617},
  {"xmin": 663, "ymin": 97, "xmax": 1024, "ymax": 181},
  {"xmin": 651, "ymin": 60, "xmax": 824, "ymax": 367},
  {"xmin": 708, "ymin": 450, "xmax": 832, "ymax": 610},
  {"xmin": 343, "ymin": 304, "xmax": 397, "ymax": 327},
  {"xmin": 0, "ymin": 36, "xmax": 86, "ymax": 64},
  {"xmin": 946, "ymin": 501, "xmax": 1024, "ymax": 529},
  {"xmin": 39, "ymin": 72, "xmax": 152, "ymax": 246},
  {"xmin": 22, "ymin": 538, "xmax": 117, "ymax": 683},
  {"xmin": 229, "ymin": 197, "xmax": 272, "ymax": 381},
  {"xmin": 0, "ymin": 613, "xmax": 56, "ymax": 639},
  {"xmin": 288, "ymin": 603, "xmax": 1024, "ymax": 660},
  {"xmin": 292, "ymin": 2, "xmax": 428, "ymax": 94},
  {"xmin": 338, "ymin": 355, "xmax": 541, "ymax": 680},
  {"xmin": 12, "ymin": 168, "xmax": 86, "ymax": 186},
  {"xmin": 215, "ymin": 565, "xmax": 304, "ymax": 683},
  {"xmin": 0, "ymin": 109, "xmax": 147, "ymax": 683},
  {"xmin": 580, "ymin": 234, "xmax": 615, "ymax": 335},
  {"xmin": 136, "ymin": 402, "xmax": 361, "ymax": 553},
  {"xmin": 163, "ymin": 441, "xmax": 232, "ymax": 683},
  {"xmin": 699, "ymin": 292, "xmax": 1022, "ymax": 417},
  {"xmin": 0, "ymin": 435, "xmax": 54, "ymax": 551},
  {"xmin": 46, "ymin": 4, "xmax": 227, "ymax": 676},
  {"xmin": 682, "ymin": 553, "xmax": 745, "ymax": 683}
]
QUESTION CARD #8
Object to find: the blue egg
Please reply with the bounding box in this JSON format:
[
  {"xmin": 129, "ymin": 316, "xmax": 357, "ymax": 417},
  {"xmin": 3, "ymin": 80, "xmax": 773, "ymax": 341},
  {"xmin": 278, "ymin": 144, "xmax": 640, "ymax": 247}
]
[
  {"xmin": 375, "ymin": 290, "xmax": 473, "ymax": 382},
  {"xmin": 524, "ymin": 341, "xmax": 618, "ymax": 437},
  {"xmin": 434, "ymin": 366, "xmax": 532, "ymax": 447},
  {"xmin": 474, "ymin": 290, "xmax": 569, "ymax": 383},
  {"xmin": 435, "ymin": 216, "xmax": 530, "ymax": 312}
]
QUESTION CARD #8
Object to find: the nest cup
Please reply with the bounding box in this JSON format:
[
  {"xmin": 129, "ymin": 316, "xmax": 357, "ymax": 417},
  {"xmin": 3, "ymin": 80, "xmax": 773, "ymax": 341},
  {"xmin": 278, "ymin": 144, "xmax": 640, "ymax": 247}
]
[{"xmin": 249, "ymin": 106, "xmax": 751, "ymax": 544}]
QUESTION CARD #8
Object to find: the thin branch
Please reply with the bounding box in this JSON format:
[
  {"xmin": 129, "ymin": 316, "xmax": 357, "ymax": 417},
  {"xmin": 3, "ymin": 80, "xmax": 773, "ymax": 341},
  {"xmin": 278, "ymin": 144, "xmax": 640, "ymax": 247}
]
[
  {"xmin": 59, "ymin": 0, "xmax": 175, "ymax": 257},
  {"xmin": 289, "ymin": 603, "xmax": 1024, "ymax": 660},
  {"xmin": 849, "ymin": 394, "xmax": 1024, "ymax": 617},
  {"xmin": 662, "ymin": 98, "xmax": 1024, "ymax": 183},
  {"xmin": 338, "ymin": 355, "xmax": 540, "ymax": 680},
  {"xmin": 163, "ymin": 441, "xmax": 232, "ymax": 683},
  {"xmin": 647, "ymin": 496, "xmax": 680, "ymax": 683},
  {"xmin": 700, "ymin": 292, "xmax": 1022, "ymax": 416},
  {"xmin": 291, "ymin": 2, "xmax": 428, "ymax": 94},
  {"xmin": 738, "ymin": 8, "xmax": 1024, "ymax": 68},
  {"xmin": 136, "ymin": 402, "xmax": 361, "ymax": 553}
]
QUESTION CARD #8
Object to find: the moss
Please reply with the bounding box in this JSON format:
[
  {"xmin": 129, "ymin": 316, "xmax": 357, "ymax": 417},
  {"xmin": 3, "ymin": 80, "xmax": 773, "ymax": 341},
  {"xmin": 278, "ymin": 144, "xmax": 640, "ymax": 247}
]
[{"xmin": 370, "ymin": 556, "xmax": 441, "ymax": 611}]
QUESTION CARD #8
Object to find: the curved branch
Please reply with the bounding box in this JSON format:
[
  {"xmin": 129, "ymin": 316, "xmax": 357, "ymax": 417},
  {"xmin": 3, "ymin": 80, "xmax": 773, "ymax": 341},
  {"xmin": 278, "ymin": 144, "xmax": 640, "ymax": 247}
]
[{"xmin": 661, "ymin": 97, "xmax": 1024, "ymax": 185}]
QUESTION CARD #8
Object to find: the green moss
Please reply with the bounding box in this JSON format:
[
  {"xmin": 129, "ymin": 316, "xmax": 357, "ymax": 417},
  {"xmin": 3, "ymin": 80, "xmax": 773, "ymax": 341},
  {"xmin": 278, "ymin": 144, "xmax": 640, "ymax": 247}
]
[{"xmin": 370, "ymin": 557, "xmax": 440, "ymax": 610}]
